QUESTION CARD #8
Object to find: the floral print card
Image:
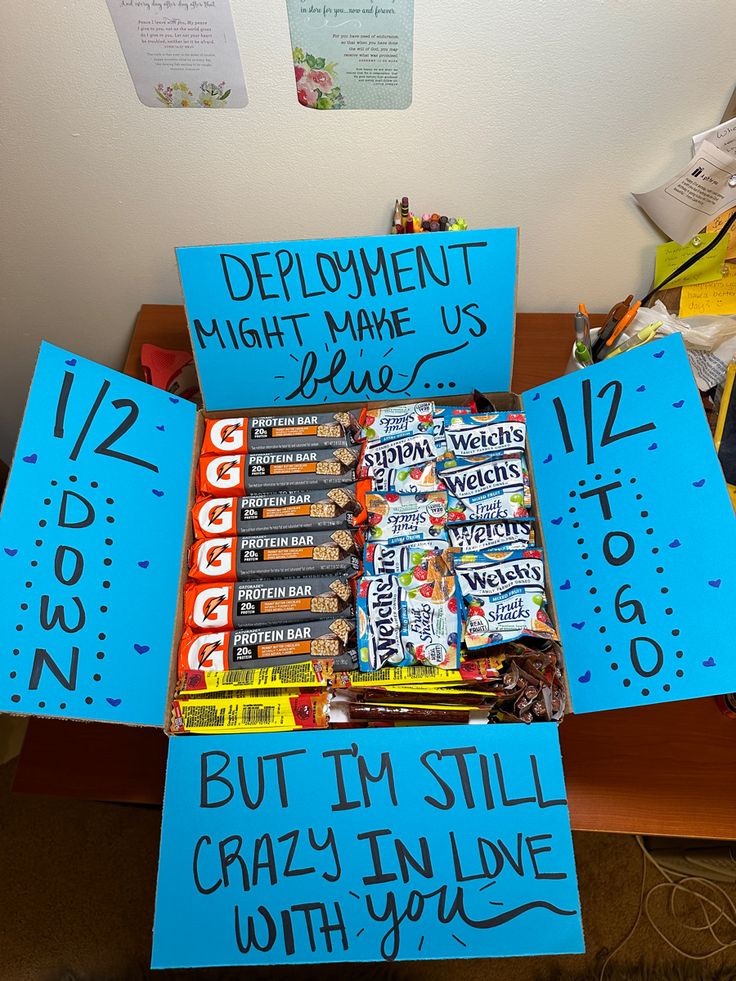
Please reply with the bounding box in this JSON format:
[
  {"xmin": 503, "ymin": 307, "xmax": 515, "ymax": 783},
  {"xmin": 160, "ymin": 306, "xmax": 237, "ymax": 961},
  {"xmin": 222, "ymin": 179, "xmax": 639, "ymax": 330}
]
[
  {"xmin": 286, "ymin": 0, "xmax": 414, "ymax": 110},
  {"xmin": 105, "ymin": 0, "xmax": 247, "ymax": 108}
]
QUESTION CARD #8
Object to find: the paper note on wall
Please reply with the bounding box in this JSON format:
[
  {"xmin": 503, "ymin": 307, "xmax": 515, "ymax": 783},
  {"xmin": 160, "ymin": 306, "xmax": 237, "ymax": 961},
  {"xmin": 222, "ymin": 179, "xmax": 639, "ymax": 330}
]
[
  {"xmin": 679, "ymin": 263, "xmax": 736, "ymax": 317},
  {"xmin": 105, "ymin": 0, "xmax": 247, "ymax": 108},
  {"xmin": 525, "ymin": 334, "xmax": 736, "ymax": 714},
  {"xmin": 0, "ymin": 343, "xmax": 195, "ymax": 725},
  {"xmin": 285, "ymin": 0, "xmax": 414, "ymax": 110},
  {"xmin": 152, "ymin": 724, "xmax": 583, "ymax": 968},
  {"xmin": 706, "ymin": 207, "xmax": 736, "ymax": 262},
  {"xmin": 653, "ymin": 233, "xmax": 728, "ymax": 289},
  {"xmin": 176, "ymin": 229, "xmax": 518, "ymax": 410},
  {"xmin": 692, "ymin": 117, "xmax": 736, "ymax": 157},
  {"xmin": 632, "ymin": 141, "xmax": 736, "ymax": 244}
]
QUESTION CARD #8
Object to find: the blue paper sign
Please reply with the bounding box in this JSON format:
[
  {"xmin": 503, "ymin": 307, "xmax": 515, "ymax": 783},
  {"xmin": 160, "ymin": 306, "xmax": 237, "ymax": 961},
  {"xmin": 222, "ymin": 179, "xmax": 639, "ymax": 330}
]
[
  {"xmin": 525, "ymin": 334, "xmax": 736, "ymax": 714},
  {"xmin": 176, "ymin": 230, "xmax": 518, "ymax": 411},
  {"xmin": 152, "ymin": 724, "xmax": 583, "ymax": 968},
  {"xmin": 0, "ymin": 343, "xmax": 196, "ymax": 726}
]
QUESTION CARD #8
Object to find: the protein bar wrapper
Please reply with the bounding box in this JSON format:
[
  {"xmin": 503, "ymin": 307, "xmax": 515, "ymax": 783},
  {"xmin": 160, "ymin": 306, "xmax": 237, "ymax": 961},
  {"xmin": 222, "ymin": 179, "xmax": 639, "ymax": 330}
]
[
  {"xmin": 178, "ymin": 619, "xmax": 356, "ymax": 672},
  {"xmin": 201, "ymin": 413, "xmax": 356, "ymax": 455},
  {"xmin": 177, "ymin": 662, "xmax": 326, "ymax": 695},
  {"xmin": 179, "ymin": 648, "xmax": 357, "ymax": 674},
  {"xmin": 447, "ymin": 520, "xmax": 535, "ymax": 551},
  {"xmin": 184, "ymin": 576, "xmax": 354, "ymax": 630},
  {"xmin": 171, "ymin": 691, "xmax": 330, "ymax": 733},
  {"xmin": 197, "ymin": 447, "xmax": 358, "ymax": 496},
  {"xmin": 192, "ymin": 489, "xmax": 360, "ymax": 537},
  {"xmin": 187, "ymin": 529, "xmax": 361, "ymax": 581},
  {"xmin": 455, "ymin": 548, "xmax": 558, "ymax": 648}
]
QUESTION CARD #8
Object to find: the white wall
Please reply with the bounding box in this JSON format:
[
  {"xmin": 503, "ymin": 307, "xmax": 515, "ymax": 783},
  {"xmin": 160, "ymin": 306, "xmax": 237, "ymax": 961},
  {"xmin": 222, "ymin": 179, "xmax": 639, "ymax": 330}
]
[{"xmin": 1, "ymin": 0, "xmax": 734, "ymax": 459}]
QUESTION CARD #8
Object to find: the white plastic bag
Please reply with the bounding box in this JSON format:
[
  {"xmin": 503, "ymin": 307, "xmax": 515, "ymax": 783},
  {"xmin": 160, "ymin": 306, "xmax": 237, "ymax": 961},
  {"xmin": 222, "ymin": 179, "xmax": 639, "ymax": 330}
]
[{"xmin": 619, "ymin": 301, "xmax": 736, "ymax": 390}]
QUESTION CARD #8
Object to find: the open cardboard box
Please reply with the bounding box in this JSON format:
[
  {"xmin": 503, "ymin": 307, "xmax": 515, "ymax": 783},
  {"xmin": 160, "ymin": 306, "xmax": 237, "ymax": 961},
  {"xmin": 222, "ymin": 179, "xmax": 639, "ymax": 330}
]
[{"xmin": 1, "ymin": 229, "xmax": 735, "ymax": 968}]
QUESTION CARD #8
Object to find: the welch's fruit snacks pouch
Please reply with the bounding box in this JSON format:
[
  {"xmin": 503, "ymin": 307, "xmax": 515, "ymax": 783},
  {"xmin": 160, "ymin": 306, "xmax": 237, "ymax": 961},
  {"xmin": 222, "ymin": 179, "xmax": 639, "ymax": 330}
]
[{"xmin": 455, "ymin": 548, "xmax": 557, "ymax": 649}]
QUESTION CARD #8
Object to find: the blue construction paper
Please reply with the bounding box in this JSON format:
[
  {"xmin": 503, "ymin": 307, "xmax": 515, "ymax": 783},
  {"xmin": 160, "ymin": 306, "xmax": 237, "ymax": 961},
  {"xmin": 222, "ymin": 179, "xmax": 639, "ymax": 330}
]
[
  {"xmin": 176, "ymin": 229, "xmax": 517, "ymax": 411},
  {"xmin": 152, "ymin": 724, "xmax": 583, "ymax": 968},
  {"xmin": 0, "ymin": 343, "xmax": 196, "ymax": 726},
  {"xmin": 525, "ymin": 334, "xmax": 736, "ymax": 714}
]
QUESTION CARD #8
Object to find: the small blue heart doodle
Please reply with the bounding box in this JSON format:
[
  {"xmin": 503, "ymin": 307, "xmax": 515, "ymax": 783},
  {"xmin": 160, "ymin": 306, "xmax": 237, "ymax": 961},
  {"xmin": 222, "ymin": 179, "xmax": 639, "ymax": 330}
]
[
  {"xmin": 636, "ymin": 385, "xmax": 646, "ymax": 392},
  {"xmin": 708, "ymin": 579, "xmax": 722, "ymax": 588},
  {"xmin": 702, "ymin": 657, "xmax": 716, "ymax": 668},
  {"xmin": 134, "ymin": 643, "xmax": 150, "ymax": 654},
  {"xmin": 551, "ymin": 516, "xmax": 563, "ymax": 525},
  {"xmin": 669, "ymin": 539, "xmax": 682, "ymax": 548},
  {"xmin": 106, "ymin": 697, "xmax": 122, "ymax": 707},
  {"xmin": 156, "ymin": 425, "xmax": 165, "ymax": 432},
  {"xmin": 65, "ymin": 358, "xmax": 77, "ymax": 366},
  {"xmin": 559, "ymin": 579, "xmax": 571, "ymax": 590},
  {"xmin": 152, "ymin": 489, "xmax": 164, "ymax": 497},
  {"xmin": 578, "ymin": 670, "xmax": 591, "ymax": 683},
  {"xmin": 693, "ymin": 479, "xmax": 705, "ymax": 487},
  {"xmin": 654, "ymin": 350, "xmax": 665, "ymax": 359},
  {"xmin": 22, "ymin": 453, "xmax": 37, "ymax": 464},
  {"xmin": 648, "ymin": 443, "xmax": 658, "ymax": 451},
  {"xmin": 672, "ymin": 400, "xmax": 684, "ymax": 408},
  {"xmin": 138, "ymin": 560, "xmax": 150, "ymax": 569},
  {"xmin": 543, "ymin": 454, "xmax": 552, "ymax": 464},
  {"xmin": 169, "ymin": 396, "xmax": 179, "ymax": 404},
  {"xmin": 4, "ymin": 548, "xmax": 17, "ymax": 557},
  {"xmin": 572, "ymin": 621, "xmax": 585, "ymax": 630}
]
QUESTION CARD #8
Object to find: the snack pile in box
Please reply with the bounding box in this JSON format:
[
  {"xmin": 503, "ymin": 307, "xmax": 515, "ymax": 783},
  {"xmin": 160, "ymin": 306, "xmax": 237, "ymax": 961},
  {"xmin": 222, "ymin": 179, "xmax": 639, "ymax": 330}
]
[{"xmin": 173, "ymin": 399, "xmax": 565, "ymax": 733}]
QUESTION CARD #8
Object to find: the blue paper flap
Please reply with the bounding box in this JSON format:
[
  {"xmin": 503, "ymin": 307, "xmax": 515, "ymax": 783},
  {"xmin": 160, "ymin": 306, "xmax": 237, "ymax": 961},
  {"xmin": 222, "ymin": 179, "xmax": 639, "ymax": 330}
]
[
  {"xmin": 525, "ymin": 334, "xmax": 736, "ymax": 714},
  {"xmin": 0, "ymin": 343, "xmax": 196, "ymax": 726},
  {"xmin": 176, "ymin": 229, "xmax": 517, "ymax": 411},
  {"xmin": 152, "ymin": 724, "xmax": 583, "ymax": 968}
]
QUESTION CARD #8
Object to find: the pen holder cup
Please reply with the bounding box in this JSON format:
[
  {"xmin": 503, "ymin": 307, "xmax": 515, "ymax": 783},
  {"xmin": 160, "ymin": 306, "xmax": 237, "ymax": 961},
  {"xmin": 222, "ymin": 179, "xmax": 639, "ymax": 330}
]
[{"xmin": 566, "ymin": 327, "xmax": 602, "ymax": 374}]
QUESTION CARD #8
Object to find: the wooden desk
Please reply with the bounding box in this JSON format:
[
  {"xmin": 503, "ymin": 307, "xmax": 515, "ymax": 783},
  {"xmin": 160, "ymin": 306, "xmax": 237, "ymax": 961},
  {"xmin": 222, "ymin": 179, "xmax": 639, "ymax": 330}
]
[{"xmin": 15, "ymin": 305, "xmax": 736, "ymax": 839}]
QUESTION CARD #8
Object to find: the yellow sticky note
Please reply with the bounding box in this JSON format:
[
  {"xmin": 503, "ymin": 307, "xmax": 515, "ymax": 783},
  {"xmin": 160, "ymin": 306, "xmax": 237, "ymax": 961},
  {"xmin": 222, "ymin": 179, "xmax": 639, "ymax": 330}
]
[
  {"xmin": 679, "ymin": 263, "xmax": 736, "ymax": 316},
  {"xmin": 706, "ymin": 207, "xmax": 736, "ymax": 262},
  {"xmin": 654, "ymin": 233, "xmax": 728, "ymax": 289}
]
